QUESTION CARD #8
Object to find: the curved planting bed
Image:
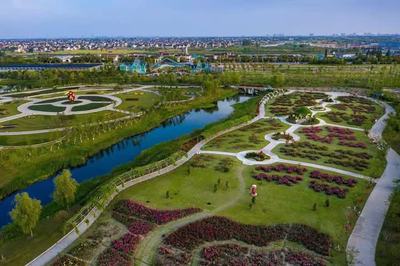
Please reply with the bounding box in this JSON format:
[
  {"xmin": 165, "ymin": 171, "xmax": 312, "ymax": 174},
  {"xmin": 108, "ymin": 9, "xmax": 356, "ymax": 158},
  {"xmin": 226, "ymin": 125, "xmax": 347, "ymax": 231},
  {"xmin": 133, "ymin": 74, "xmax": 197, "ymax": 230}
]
[
  {"xmin": 78, "ymin": 95, "xmax": 113, "ymax": 102},
  {"xmin": 36, "ymin": 97, "xmax": 66, "ymax": 104},
  {"xmin": 113, "ymin": 200, "xmax": 201, "ymax": 225},
  {"xmin": 28, "ymin": 104, "xmax": 66, "ymax": 112},
  {"xmin": 158, "ymin": 216, "xmax": 331, "ymax": 265},
  {"xmin": 94, "ymin": 200, "xmax": 201, "ymax": 265},
  {"xmin": 200, "ymin": 243, "xmax": 326, "ymax": 266},
  {"xmin": 71, "ymin": 102, "xmax": 110, "ymax": 112}
]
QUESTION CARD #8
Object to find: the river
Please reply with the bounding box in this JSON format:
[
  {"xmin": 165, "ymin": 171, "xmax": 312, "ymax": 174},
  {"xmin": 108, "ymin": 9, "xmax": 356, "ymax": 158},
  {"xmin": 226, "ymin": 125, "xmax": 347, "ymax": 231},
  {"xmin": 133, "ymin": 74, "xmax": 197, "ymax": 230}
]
[{"xmin": 0, "ymin": 95, "xmax": 251, "ymax": 227}]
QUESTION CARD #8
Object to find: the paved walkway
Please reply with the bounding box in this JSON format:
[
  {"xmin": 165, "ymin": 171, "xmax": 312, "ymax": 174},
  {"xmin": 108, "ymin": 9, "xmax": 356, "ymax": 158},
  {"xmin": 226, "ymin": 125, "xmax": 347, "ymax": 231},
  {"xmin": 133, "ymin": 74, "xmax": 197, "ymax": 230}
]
[
  {"xmin": 347, "ymin": 149, "xmax": 400, "ymax": 265},
  {"xmin": 200, "ymin": 90, "xmax": 372, "ymax": 181},
  {"xmin": 25, "ymin": 91, "xmax": 278, "ymax": 266},
  {"xmin": 25, "ymin": 89, "xmax": 398, "ymax": 266}
]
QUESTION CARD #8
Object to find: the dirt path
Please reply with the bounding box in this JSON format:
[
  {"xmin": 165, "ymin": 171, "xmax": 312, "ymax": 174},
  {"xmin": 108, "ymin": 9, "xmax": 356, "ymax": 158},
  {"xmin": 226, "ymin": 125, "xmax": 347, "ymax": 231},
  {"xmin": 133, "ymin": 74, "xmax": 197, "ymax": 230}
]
[{"xmin": 134, "ymin": 165, "xmax": 246, "ymax": 266}]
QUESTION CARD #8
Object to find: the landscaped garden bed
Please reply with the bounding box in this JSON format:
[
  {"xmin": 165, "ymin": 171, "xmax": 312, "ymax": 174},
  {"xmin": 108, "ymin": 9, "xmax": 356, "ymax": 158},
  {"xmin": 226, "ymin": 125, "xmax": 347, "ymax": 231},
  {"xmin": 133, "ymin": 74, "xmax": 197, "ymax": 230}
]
[
  {"xmin": 204, "ymin": 118, "xmax": 287, "ymax": 153},
  {"xmin": 267, "ymin": 92, "xmax": 327, "ymax": 116},
  {"xmin": 319, "ymin": 96, "xmax": 384, "ymax": 128},
  {"xmin": 157, "ymin": 216, "xmax": 331, "ymax": 265},
  {"xmin": 245, "ymin": 151, "xmax": 270, "ymax": 161},
  {"xmin": 28, "ymin": 104, "xmax": 66, "ymax": 112},
  {"xmin": 199, "ymin": 243, "xmax": 326, "ymax": 266},
  {"xmin": 71, "ymin": 102, "xmax": 110, "ymax": 112},
  {"xmin": 112, "ymin": 200, "xmax": 201, "ymax": 225}
]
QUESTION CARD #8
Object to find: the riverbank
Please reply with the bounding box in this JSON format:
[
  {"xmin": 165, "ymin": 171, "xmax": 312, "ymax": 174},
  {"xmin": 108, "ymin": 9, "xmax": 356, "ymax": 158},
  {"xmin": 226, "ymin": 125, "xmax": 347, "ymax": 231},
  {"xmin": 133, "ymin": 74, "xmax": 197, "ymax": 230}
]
[
  {"xmin": 0, "ymin": 91, "xmax": 261, "ymax": 266},
  {"xmin": 0, "ymin": 87, "xmax": 236, "ymax": 200}
]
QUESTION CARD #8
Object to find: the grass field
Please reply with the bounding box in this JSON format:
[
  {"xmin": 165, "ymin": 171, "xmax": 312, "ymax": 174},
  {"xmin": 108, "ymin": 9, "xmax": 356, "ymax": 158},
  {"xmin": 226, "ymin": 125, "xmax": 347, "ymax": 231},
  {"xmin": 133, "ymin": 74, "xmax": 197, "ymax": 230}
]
[
  {"xmin": 0, "ymin": 100, "xmax": 25, "ymax": 118},
  {"xmin": 0, "ymin": 111, "xmax": 125, "ymax": 131},
  {"xmin": 204, "ymin": 118, "xmax": 288, "ymax": 153},
  {"xmin": 375, "ymin": 186, "xmax": 400, "ymax": 266},
  {"xmin": 116, "ymin": 91, "xmax": 161, "ymax": 113},
  {"xmin": 71, "ymin": 102, "xmax": 110, "ymax": 111},
  {"xmin": 28, "ymin": 104, "xmax": 66, "ymax": 112},
  {"xmin": 0, "ymin": 132, "xmax": 61, "ymax": 146}
]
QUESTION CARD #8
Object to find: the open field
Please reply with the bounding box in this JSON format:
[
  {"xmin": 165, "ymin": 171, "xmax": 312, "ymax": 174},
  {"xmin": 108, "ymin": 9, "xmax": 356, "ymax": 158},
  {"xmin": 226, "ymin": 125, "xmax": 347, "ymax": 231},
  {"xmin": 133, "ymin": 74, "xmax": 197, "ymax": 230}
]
[
  {"xmin": 0, "ymin": 100, "xmax": 26, "ymax": 118},
  {"xmin": 116, "ymin": 91, "xmax": 161, "ymax": 113}
]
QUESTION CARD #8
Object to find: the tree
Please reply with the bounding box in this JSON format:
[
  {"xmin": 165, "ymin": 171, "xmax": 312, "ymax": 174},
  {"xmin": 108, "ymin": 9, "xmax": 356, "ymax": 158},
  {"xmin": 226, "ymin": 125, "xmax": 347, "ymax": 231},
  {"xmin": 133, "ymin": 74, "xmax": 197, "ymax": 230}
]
[
  {"xmin": 10, "ymin": 192, "xmax": 42, "ymax": 236},
  {"xmin": 53, "ymin": 169, "xmax": 78, "ymax": 208}
]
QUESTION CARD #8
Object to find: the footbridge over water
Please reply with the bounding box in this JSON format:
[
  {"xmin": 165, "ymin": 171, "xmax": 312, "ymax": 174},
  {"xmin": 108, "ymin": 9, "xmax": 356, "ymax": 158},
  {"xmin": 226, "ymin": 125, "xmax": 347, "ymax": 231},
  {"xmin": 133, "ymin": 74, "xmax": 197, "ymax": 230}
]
[{"xmin": 233, "ymin": 85, "xmax": 274, "ymax": 95}]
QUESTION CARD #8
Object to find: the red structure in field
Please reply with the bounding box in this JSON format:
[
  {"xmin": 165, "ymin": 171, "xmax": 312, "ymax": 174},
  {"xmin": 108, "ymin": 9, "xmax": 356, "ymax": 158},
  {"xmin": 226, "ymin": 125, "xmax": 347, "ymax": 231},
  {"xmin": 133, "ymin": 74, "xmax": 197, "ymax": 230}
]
[
  {"xmin": 250, "ymin": 184, "xmax": 258, "ymax": 197},
  {"xmin": 67, "ymin": 91, "xmax": 76, "ymax": 102}
]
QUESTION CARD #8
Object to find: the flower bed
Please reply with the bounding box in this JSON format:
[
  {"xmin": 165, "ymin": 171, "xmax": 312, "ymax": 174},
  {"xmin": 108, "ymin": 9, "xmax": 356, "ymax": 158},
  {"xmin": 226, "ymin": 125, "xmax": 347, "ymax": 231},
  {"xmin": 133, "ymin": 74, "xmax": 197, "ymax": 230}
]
[
  {"xmin": 253, "ymin": 173, "xmax": 303, "ymax": 186},
  {"xmin": 113, "ymin": 200, "xmax": 201, "ymax": 224},
  {"xmin": 97, "ymin": 247, "xmax": 131, "ymax": 266},
  {"xmin": 301, "ymin": 126, "xmax": 367, "ymax": 149},
  {"xmin": 279, "ymin": 141, "xmax": 371, "ymax": 171},
  {"xmin": 310, "ymin": 170, "xmax": 357, "ymax": 187},
  {"xmin": 309, "ymin": 180, "xmax": 348, "ymax": 198},
  {"xmin": 158, "ymin": 216, "xmax": 331, "ymax": 265},
  {"xmin": 52, "ymin": 255, "xmax": 86, "ymax": 266},
  {"xmin": 200, "ymin": 244, "xmax": 326, "ymax": 266},
  {"xmin": 112, "ymin": 233, "xmax": 141, "ymax": 254},
  {"xmin": 256, "ymin": 164, "xmax": 307, "ymax": 175},
  {"xmin": 244, "ymin": 151, "xmax": 269, "ymax": 161}
]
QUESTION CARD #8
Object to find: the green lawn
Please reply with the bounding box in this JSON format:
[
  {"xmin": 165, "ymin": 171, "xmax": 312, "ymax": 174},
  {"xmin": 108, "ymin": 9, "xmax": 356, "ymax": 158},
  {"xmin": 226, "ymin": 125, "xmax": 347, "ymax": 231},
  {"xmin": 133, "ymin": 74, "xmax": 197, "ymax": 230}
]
[
  {"xmin": 376, "ymin": 186, "xmax": 400, "ymax": 266},
  {"xmin": 0, "ymin": 210, "xmax": 74, "ymax": 266},
  {"xmin": 28, "ymin": 104, "xmax": 66, "ymax": 112},
  {"xmin": 0, "ymin": 132, "xmax": 61, "ymax": 146},
  {"xmin": 0, "ymin": 111, "xmax": 125, "ymax": 131},
  {"xmin": 0, "ymin": 100, "xmax": 25, "ymax": 118},
  {"xmin": 116, "ymin": 155, "xmax": 242, "ymax": 211},
  {"xmin": 273, "ymin": 126, "xmax": 386, "ymax": 178},
  {"xmin": 116, "ymin": 91, "xmax": 161, "ymax": 113},
  {"xmin": 204, "ymin": 118, "xmax": 288, "ymax": 153},
  {"xmin": 71, "ymin": 102, "xmax": 110, "ymax": 112}
]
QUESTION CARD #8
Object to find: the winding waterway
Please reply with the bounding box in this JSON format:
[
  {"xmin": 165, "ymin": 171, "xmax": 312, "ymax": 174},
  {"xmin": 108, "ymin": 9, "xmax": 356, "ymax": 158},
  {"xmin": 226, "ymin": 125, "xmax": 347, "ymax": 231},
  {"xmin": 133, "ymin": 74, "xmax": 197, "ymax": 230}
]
[{"xmin": 0, "ymin": 95, "xmax": 250, "ymax": 227}]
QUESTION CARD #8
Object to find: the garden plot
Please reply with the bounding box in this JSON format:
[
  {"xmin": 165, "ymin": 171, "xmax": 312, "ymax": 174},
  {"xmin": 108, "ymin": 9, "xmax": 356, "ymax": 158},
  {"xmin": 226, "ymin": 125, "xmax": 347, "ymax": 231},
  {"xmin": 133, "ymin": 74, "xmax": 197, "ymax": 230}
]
[
  {"xmin": 265, "ymin": 92, "xmax": 328, "ymax": 117},
  {"xmin": 274, "ymin": 126, "xmax": 386, "ymax": 177},
  {"xmin": 204, "ymin": 118, "xmax": 288, "ymax": 153},
  {"xmin": 68, "ymin": 154, "xmax": 371, "ymax": 265},
  {"xmin": 319, "ymin": 96, "xmax": 384, "ymax": 129}
]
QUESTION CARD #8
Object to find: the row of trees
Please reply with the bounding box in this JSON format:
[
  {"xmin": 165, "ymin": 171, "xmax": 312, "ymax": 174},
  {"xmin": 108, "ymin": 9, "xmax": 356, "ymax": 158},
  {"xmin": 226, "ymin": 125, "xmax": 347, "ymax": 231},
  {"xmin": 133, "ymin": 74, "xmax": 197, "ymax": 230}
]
[{"xmin": 10, "ymin": 170, "xmax": 77, "ymax": 236}]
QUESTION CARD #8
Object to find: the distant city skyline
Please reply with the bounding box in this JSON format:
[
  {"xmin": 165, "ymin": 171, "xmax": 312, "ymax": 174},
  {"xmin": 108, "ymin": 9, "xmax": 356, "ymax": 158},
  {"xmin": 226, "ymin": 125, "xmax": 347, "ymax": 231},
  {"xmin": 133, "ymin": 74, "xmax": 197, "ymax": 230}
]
[{"xmin": 0, "ymin": 0, "xmax": 399, "ymax": 38}]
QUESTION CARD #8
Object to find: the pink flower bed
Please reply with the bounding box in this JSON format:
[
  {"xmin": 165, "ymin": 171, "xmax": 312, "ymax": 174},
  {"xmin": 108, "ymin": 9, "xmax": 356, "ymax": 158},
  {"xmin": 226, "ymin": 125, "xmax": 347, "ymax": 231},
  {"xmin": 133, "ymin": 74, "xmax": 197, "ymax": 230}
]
[
  {"xmin": 162, "ymin": 216, "xmax": 331, "ymax": 257},
  {"xmin": 253, "ymin": 173, "xmax": 303, "ymax": 186},
  {"xmin": 200, "ymin": 244, "xmax": 326, "ymax": 266},
  {"xmin": 112, "ymin": 233, "xmax": 141, "ymax": 254},
  {"xmin": 128, "ymin": 219, "xmax": 154, "ymax": 235},
  {"xmin": 98, "ymin": 201, "xmax": 197, "ymax": 265},
  {"xmin": 97, "ymin": 247, "xmax": 131, "ymax": 266},
  {"xmin": 301, "ymin": 126, "xmax": 367, "ymax": 149},
  {"xmin": 255, "ymin": 164, "xmax": 307, "ymax": 175},
  {"xmin": 113, "ymin": 200, "xmax": 201, "ymax": 224},
  {"xmin": 309, "ymin": 180, "xmax": 348, "ymax": 198},
  {"xmin": 310, "ymin": 170, "xmax": 357, "ymax": 187}
]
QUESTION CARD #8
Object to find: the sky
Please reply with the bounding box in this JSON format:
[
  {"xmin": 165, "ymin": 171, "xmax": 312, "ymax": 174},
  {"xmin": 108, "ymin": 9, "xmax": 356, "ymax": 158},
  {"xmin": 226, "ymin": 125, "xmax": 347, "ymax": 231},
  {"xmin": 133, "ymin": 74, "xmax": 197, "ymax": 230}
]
[{"xmin": 0, "ymin": 0, "xmax": 399, "ymax": 38}]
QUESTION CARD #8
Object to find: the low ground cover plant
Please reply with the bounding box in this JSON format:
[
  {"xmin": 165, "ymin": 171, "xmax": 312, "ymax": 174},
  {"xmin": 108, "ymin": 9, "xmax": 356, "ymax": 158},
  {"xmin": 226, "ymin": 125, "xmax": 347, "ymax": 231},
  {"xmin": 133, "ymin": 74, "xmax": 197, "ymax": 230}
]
[{"xmin": 157, "ymin": 216, "xmax": 331, "ymax": 264}]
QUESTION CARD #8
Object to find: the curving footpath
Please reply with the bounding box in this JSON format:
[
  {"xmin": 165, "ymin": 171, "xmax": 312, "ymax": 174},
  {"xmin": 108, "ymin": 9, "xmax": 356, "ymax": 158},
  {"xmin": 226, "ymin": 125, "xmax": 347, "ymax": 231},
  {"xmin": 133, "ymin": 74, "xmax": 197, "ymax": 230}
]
[
  {"xmin": 25, "ymin": 89, "xmax": 399, "ymax": 266},
  {"xmin": 346, "ymin": 97, "xmax": 400, "ymax": 266},
  {"xmin": 25, "ymin": 90, "xmax": 280, "ymax": 266}
]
